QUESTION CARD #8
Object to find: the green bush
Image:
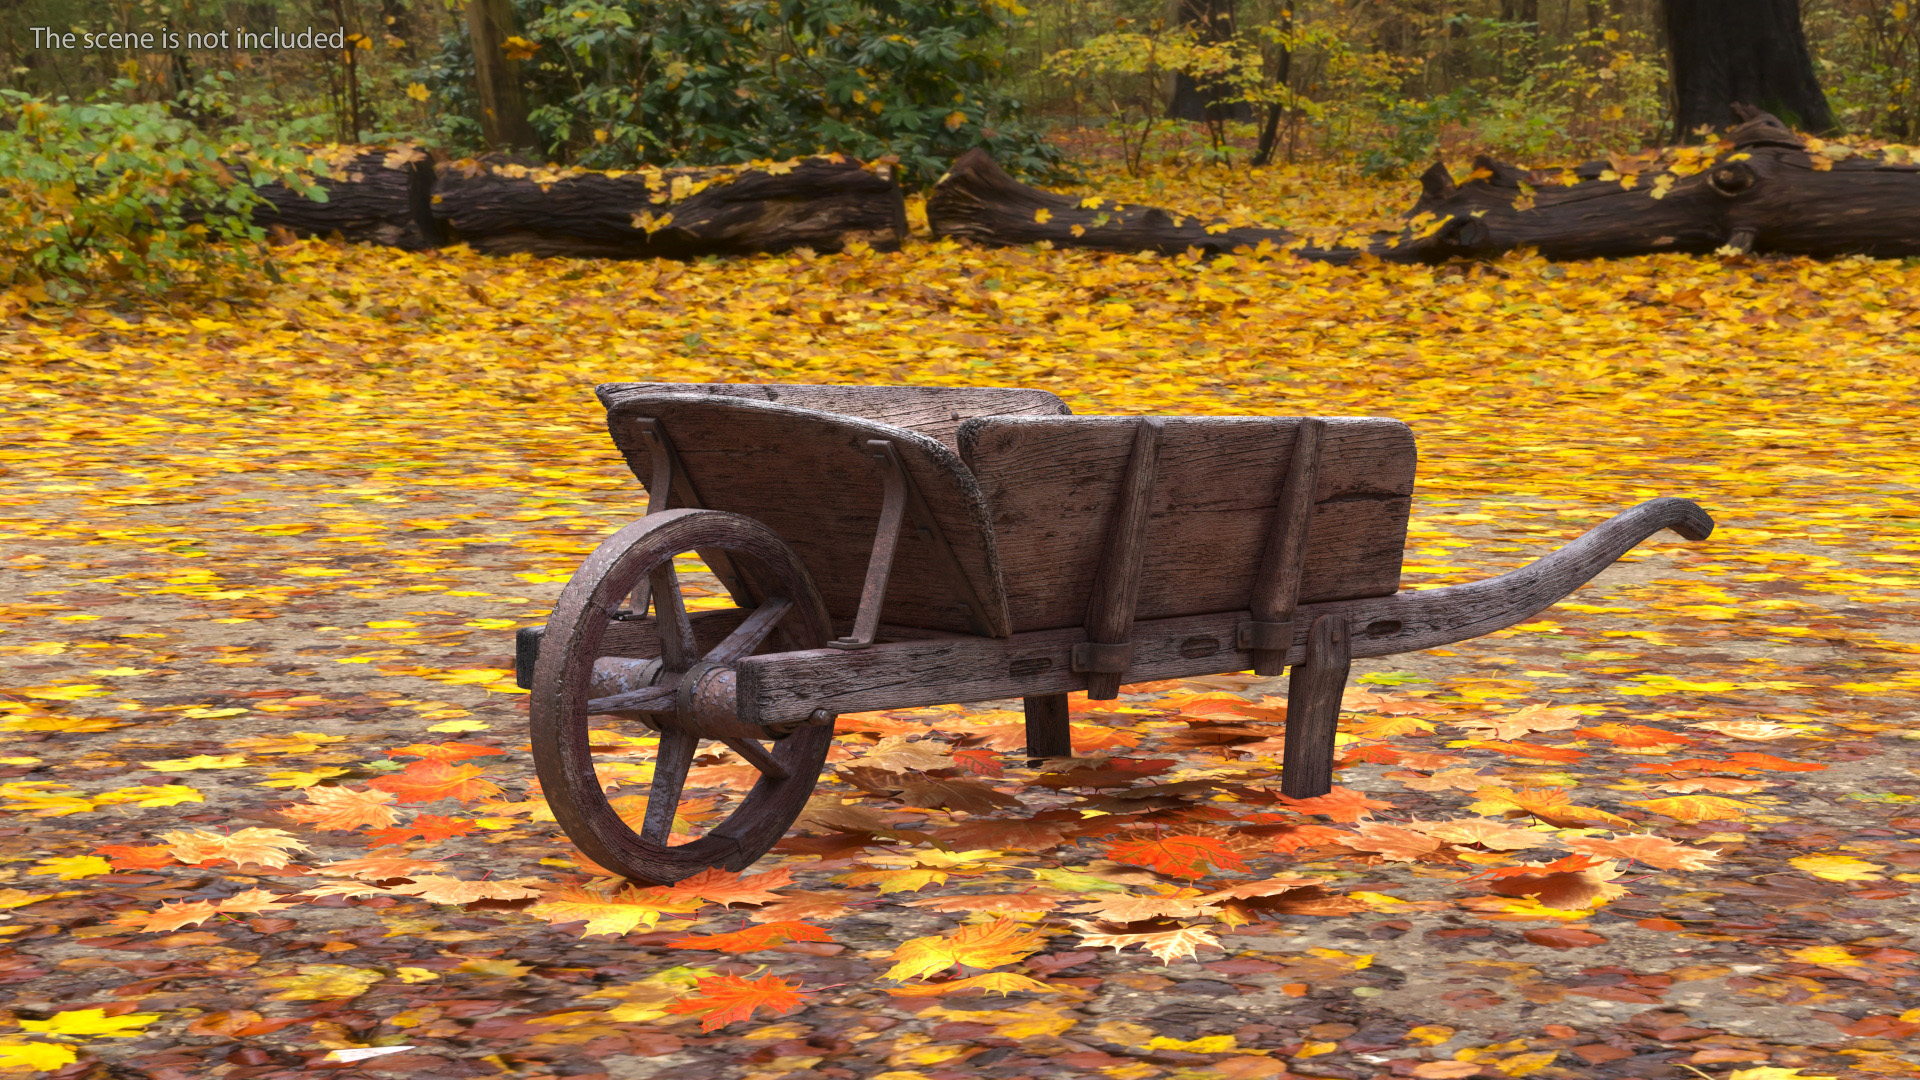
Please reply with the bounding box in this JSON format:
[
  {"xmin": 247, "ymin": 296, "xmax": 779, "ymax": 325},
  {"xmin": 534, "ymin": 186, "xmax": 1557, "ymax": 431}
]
[
  {"xmin": 423, "ymin": 0, "xmax": 1063, "ymax": 186},
  {"xmin": 0, "ymin": 79, "xmax": 326, "ymax": 299}
]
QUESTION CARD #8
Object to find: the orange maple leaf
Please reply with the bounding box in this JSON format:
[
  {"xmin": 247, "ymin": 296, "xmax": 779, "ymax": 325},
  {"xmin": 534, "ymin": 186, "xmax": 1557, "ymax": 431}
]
[
  {"xmin": 1277, "ymin": 786, "xmax": 1394, "ymax": 822},
  {"xmin": 363, "ymin": 814, "xmax": 478, "ymax": 847},
  {"xmin": 1105, "ymin": 834, "xmax": 1249, "ymax": 878},
  {"xmin": 213, "ymin": 889, "xmax": 301, "ymax": 915},
  {"xmin": 1724, "ymin": 751, "xmax": 1826, "ymax": 772},
  {"xmin": 386, "ymin": 741, "xmax": 506, "ymax": 763},
  {"xmin": 280, "ymin": 785, "xmax": 400, "ymax": 830},
  {"xmin": 1563, "ymin": 833, "xmax": 1721, "ymax": 871},
  {"xmin": 114, "ymin": 899, "xmax": 222, "ymax": 933},
  {"xmin": 666, "ymin": 920, "xmax": 835, "ymax": 953},
  {"xmin": 664, "ymin": 866, "xmax": 795, "ymax": 907},
  {"xmin": 1575, "ymin": 723, "xmax": 1692, "ymax": 748},
  {"xmin": 1333, "ymin": 821, "xmax": 1444, "ymax": 861},
  {"xmin": 316, "ymin": 856, "xmax": 448, "ymax": 880},
  {"xmin": 383, "ymin": 875, "xmax": 545, "ymax": 904},
  {"xmin": 159, "ymin": 827, "xmax": 309, "ymax": 869},
  {"xmin": 1456, "ymin": 739, "xmax": 1587, "ymax": 764},
  {"xmin": 94, "ymin": 844, "xmax": 175, "ymax": 870},
  {"xmin": 367, "ymin": 760, "xmax": 503, "ymax": 804},
  {"xmin": 1240, "ymin": 821, "xmax": 1349, "ymax": 854},
  {"xmin": 664, "ymin": 973, "xmax": 807, "ymax": 1031}
]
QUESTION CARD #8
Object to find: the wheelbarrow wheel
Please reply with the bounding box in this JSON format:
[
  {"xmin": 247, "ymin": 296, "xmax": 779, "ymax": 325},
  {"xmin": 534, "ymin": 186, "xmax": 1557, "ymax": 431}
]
[{"xmin": 529, "ymin": 508, "xmax": 835, "ymax": 885}]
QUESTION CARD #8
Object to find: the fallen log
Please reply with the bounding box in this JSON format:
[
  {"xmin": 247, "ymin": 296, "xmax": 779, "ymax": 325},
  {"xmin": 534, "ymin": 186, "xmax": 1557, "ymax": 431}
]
[
  {"xmin": 929, "ymin": 107, "xmax": 1920, "ymax": 263},
  {"xmin": 252, "ymin": 152, "xmax": 907, "ymax": 258},
  {"xmin": 1401, "ymin": 107, "xmax": 1920, "ymax": 261},
  {"xmin": 252, "ymin": 146, "xmax": 440, "ymax": 251},
  {"xmin": 430, "ymin": 155, "xmax": 908, "ymax": 258},
  {"xmin": 926, "ymin": 147, "xmax": 1302, "ymax": 257}
]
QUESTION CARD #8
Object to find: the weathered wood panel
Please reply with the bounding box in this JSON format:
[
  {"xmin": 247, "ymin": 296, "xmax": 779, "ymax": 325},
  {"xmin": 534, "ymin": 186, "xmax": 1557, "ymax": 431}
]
[
  {"xmin": 596, "ymin": 382, "xmax": 1069, "ymax": 451},
  {"xmin": 960, "ymin": 415, "xmax": 1416, "ymax": 633},
  {"xmin": 602, "ymin": 394, "xmax": 1011, "ymax": 636},
  {"xmin": 735, "ymin": 497, "xmax": 1711, "ymax": 723}
]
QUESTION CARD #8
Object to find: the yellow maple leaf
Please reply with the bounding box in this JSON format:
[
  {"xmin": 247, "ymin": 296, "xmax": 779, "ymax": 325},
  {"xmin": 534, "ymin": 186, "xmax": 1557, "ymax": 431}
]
[
  {"xmin": 18, "ymin": 1008, "xmax": 160, "ymax": 1037},
  {"xmin": 1789, "ymin": 854, "xmax": 1883, "ymax": 882},
  {"xmin": 260, "ymin": 964, "xmax": 384, "ymax": 1000},
  {"xmin": 30, "ymin": 855, "xmax": 111, "ymax": 880},
  {"xmin": 884, "ymin": 918, "xmax": 1048, "ymax": 982},
  {"xmin": 143, "ymin": 754, "xmax": 248, "ymax": 771},
  {"xmin": 527, "ymin": 885, "xmax": 703, "ymax": 936},
  {"xmin": 1625, "ymin": 795, "xmax": 1754, "ymax": 822},
  {"xmin": 259, "ymin": 767, "xmax": 351, "ymax": 788},
  {"xmin": 0, "ymin": 1042, "xmax": 77, "ymax": 1070}
]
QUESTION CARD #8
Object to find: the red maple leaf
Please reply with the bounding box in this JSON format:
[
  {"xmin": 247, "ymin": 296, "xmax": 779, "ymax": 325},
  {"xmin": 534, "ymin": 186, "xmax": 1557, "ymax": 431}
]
[
  {"xmin": 1105, "ymin": 834, "xmax": 1249, "ymax": 879},
  {"xmin": 666, "ymin": 921, "xmax": 835, "ymax": 953},
  {"xmin": 367, "ymin": 761, "xmax": 502, "ymax": 804},
  {"xmin": 664, "ymin": 973, "xmax": 807, "ymax": 1031},
  {"xmin": 949, "ymin": 747, "xmax": 1005, "ymax": 777}
]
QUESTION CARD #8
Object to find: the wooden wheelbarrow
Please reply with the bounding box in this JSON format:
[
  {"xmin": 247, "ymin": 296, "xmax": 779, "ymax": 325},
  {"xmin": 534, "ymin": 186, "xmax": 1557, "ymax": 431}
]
[{"xmin": 517, "ymin": 383, "xmax": 1714, "ymax": 884}]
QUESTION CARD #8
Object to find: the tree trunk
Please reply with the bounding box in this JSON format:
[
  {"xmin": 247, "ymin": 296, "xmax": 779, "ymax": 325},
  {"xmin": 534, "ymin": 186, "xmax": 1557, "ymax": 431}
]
[
  {"xmin": 1166, "ymin": 0, "xmax": 1249, "ymax": 123},
  {"xmin": 1250, "ymin": 4, "xmax": 1294, "ymax": 167},
  {"xmin": 1500, "ymin": 0, "xmax": 1539, "ymax": 26},
  {"xmin": 928, "ymin": 109, "xmax": 1920, "ymax": 263},
  {"xmin": 1664, "ymin": 0, "xmax": 1833, "ymax": 137},
  {"xmin": 466, "ymin": 0, "xmax": 538, "ymax": 151}
]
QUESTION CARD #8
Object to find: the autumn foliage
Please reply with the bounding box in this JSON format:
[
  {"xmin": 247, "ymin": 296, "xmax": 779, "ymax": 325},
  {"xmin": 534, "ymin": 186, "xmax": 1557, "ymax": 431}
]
[{"xmin": 1, "ymin": 154, "xmax": 1917, "ymax": 1078}]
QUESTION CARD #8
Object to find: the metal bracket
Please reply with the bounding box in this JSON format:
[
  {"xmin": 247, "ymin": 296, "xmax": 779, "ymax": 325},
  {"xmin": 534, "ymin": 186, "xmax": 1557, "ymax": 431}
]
[
  {"xmin": 630, "ymin": 417, "xmax": 753, "ymax": 613},
  {"xmin": 1071, "ymin": 641, "xmax": 1135, "ymax": 674},
  {"xmin": 827, "ymin": 439, "xmax": 908, "ymax": 650},
  {"xmin": 1236, "ymin": 619, "xmax": 1294, "ymax": 653}
]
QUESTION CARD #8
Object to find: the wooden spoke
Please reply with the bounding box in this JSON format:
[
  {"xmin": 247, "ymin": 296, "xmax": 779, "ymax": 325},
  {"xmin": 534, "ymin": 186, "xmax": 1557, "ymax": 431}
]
[
  {"xmin": 641, "ymin": 730, "xmax": 697, "ymax": 844},
  {"xmin": 719, "ymin": 736, "xmax": 790, "ymax": 780},
  {"xmin": 649, "ymin": 563, "xmax": 697, "ymax": 671},
  {"xmin": 704, "ymin": 597, "xmax": 793, "ymax": 666}
]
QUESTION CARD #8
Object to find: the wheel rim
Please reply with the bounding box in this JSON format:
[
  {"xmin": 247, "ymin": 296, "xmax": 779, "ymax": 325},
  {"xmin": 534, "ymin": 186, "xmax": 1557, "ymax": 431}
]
[{"xmin": 529, "ymin": 508, "xmax": 834, "ymax": 885}]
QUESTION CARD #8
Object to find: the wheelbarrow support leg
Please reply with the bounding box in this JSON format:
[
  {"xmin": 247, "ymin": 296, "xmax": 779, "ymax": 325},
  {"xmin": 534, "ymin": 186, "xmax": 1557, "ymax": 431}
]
[
  {"xmin": 1282, "ymin": 614, "xmax": 1349, "ymax": 799},
  {"xmin": 1023, "ymin": 692, "xmax": 1072, "ymax": 764}
]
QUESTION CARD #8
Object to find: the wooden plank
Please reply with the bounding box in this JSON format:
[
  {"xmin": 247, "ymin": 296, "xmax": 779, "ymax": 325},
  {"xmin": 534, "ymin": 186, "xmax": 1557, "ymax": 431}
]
[
  {"xmin": 597, "ymin": 382, "xmax": 1069, "ymax": 450},
  {"xmin": 735, "ymin": 497, "xmax": 1713, "ymax": 724},
  {"xmin": 959, "ymin": 415, "xmax": 1416, "ymax": 633},
  {"xmin": 1077, "ymin": 418, "xmax": 1163, "ymax": 699},
  {"xmin": 1281, "ymin": 614, "xmax": 1350, "ymax": 799},
  {"xmin": 1245, "ymin": 418, "xmax": 1324, "ymax": 677},
  {"xmin": 598, "ymin": 393, "xmax": 1012, "ymax": 636}
]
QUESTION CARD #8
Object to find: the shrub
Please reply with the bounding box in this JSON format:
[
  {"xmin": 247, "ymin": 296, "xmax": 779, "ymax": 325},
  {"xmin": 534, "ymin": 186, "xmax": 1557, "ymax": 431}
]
[
  {"xmin": 423, "ymin": 0, "xmax": 1063, "ymax": 186},
  {"xmin": 0, "ymin": 79, "xmax": 326, "ymax": 299}
]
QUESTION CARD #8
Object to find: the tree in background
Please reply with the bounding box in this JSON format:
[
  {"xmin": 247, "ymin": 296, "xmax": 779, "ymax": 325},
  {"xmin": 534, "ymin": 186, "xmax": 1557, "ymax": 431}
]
[
  {"xmin": 464, "ymin": 0, "xmax": 537, "ymax": 150},
  {"xmin": 1664, "ymin": 0, "xmax": 1832, "ymax": 136}
]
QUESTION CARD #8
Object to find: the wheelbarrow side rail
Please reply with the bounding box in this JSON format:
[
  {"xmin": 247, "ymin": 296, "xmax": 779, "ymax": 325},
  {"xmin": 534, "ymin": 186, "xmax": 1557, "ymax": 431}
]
[{"xmin": 731, "ymin": 497, "xmax": 1715, "ymax": 724}]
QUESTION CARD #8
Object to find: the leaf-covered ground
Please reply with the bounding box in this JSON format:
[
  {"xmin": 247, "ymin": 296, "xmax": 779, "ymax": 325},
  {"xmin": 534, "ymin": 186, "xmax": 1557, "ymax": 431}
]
[{"xmin": 1, "ymin": 162, "xmax": 1917, "ymax": 1080}]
